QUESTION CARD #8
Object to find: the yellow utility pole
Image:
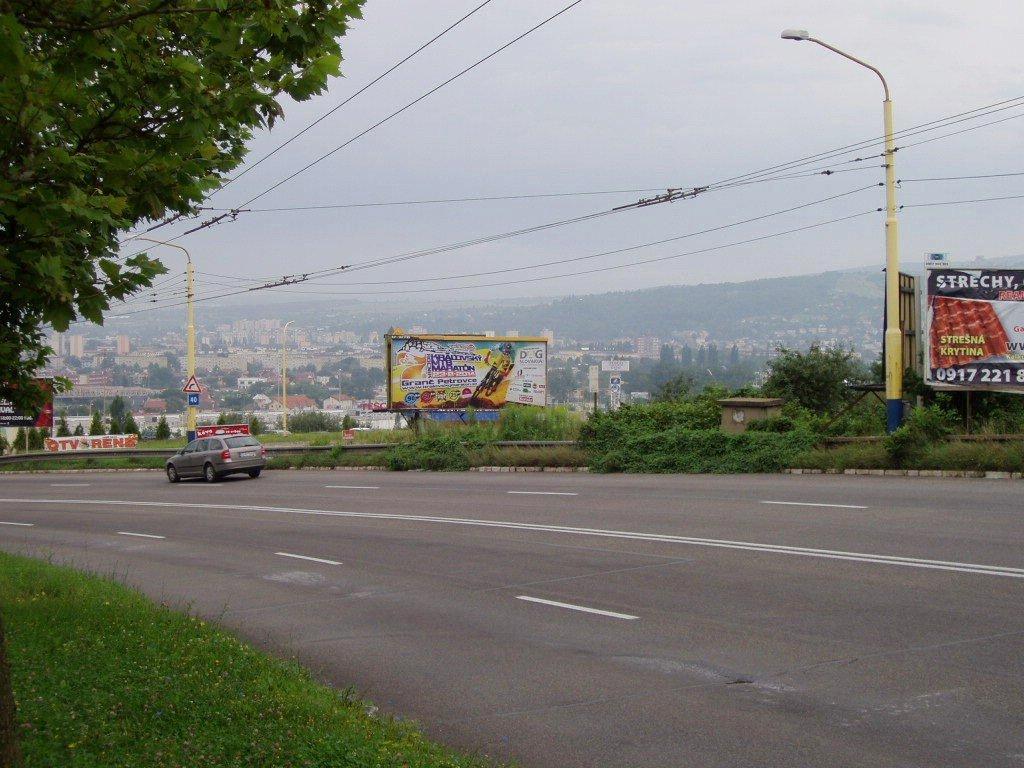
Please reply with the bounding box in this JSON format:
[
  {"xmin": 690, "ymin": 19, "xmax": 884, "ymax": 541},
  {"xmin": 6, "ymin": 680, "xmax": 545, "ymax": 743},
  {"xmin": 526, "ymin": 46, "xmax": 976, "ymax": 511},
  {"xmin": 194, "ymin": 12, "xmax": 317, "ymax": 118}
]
[
  {"xmin": 128, "ymin": 237, "xmax": 197, "ymax": 440},
  {"xmin": 781, "ymin": 30, "xmax": 903, "ymax": 432},
  {"xmin": 281, "ymin": 320, "xmax": 293, "ymax": 434},
  {"xmin": 186, "ymin": 257, "xmax": 197, "ymax": 441}
]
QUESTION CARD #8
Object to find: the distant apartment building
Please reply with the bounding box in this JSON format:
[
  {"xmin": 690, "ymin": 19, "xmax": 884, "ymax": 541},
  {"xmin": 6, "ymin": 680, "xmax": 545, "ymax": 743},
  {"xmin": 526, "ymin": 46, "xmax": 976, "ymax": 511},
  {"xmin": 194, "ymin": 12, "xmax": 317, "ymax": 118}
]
[
  {"xmin": 505, "ymin": 329, "xmax": 519, "ymax": 338},
  {"xmin": 541, "ymin": 328, "xmax": 555, "ymax": 346},
  {"xmin": 49, "ymin": 331, "xmax": 64, "ymax": 355},
  {"xmin": 116, "ymin": 335, "xmax": 131, "ymax": 355},
  {"xmin": 68, "ymin": 334, "xmax": 86, "ymax": 358},
  {"xmin": 635, "ymin": 336, "xmax": 662, "ymax": 358}
]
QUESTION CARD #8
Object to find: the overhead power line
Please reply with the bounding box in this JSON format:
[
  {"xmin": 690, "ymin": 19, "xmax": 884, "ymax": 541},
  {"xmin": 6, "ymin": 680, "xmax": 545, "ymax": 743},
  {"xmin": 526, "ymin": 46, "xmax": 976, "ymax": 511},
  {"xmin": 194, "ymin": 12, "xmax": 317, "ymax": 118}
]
[
  {"xmin": 121, "ymin": 0, "xmax": 498, "ymax": 240},
  {"xmin": 226, "ymin": 0, "xmax": 587, "ymax": 212}
]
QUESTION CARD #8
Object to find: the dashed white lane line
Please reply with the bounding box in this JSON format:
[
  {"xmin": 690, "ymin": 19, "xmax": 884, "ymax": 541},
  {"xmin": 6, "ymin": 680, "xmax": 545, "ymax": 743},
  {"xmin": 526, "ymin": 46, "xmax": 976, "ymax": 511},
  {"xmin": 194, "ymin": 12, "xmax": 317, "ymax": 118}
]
[
  {"xmin": 116, "ymin": 531, "xmax": 166, "ymax": 539},
  {"xmin": 7, "ymin": 498, "xmax": 1024, "ymax": 580},
  {"xmin": 516, "ymin": 595, "xmax": 639, "ymax": 620},
  {"xmin": 0, "ymin": 522, "xmax": 33, "ymax": 527},
  {"xmin": 324, "ymin": 485, "xmax": 380, "ymax": 490},
  {"xmin": 507, "ymin": 491, "xmax": 579, "ymax": 496},
  {"xmin": 762, "ymin": 500, "xmax": 868, "ymax": 510},
  {"xmin": 275, "ymin": 552, "xmax": 342, "ymax": 566},
  {"xmin": 49, "ymin": 483, "xmax": 91, "ymax": 487}
]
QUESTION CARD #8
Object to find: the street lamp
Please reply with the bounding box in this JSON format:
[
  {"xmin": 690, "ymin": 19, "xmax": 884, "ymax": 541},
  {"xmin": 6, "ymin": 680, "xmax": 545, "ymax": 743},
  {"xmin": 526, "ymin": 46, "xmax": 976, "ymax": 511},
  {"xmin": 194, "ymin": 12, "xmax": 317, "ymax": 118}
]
[
  {"xmin": 130, "ymin": 237, "xmax": 198, "ymax": 441},
  {"xmin": 281, "ymin": 321, "xmax": 294, "ymax": 434},
  {"xmin": 781, "ymin": 29, "xmax": 904, "ymax": 432}
]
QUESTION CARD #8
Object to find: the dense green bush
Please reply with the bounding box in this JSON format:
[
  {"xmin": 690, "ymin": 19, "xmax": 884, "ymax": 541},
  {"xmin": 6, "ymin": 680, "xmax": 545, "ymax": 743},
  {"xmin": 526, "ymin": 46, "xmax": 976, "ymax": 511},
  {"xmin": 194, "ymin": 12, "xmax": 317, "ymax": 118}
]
[
  {"xmin": 745, "ymin": 415, "xmax": 795, "ymax": 433},
  {"xmin": 384, "ymin": 432, "xmax": 481, "ymax": 471},
  {"xmin": 586, "ymin": 427, "xmax": 815, "ymax": 474}
]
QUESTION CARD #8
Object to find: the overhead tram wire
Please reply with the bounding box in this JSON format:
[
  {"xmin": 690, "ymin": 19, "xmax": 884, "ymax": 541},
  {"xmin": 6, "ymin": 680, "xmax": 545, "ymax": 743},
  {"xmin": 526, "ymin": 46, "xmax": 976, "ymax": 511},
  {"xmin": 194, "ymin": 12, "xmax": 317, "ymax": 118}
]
[
  {"xmin": 115, "ymin": 93, "xmax": 1024, "ymax": 263},
  {"xmin": 114, "ymin": 0, "xmax": 589, "ymax": 261},
  {"xmin": 216, "ymin": 0, "xmax": 498, "ymax": 194},
  {"xmin": 134, "ymin": 184, "xmax": 1024, "ymax": 311},
  {"xmin": 120, "ymin": 184, "xmax": 883, "ymax": 312},
  {"xmin": 120, "ymin": 0, "xmax": 498, "ymax": 241},
  {"xmin": 224, "ymin": 0, "xmax": 587, "ymax": 212}
]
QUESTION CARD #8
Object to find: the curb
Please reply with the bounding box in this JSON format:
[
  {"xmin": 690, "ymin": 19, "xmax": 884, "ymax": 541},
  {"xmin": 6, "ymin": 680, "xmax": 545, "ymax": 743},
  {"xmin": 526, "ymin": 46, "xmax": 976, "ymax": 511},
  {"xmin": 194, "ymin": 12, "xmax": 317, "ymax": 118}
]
[
  {"xmin": 787, "ymin": 468, "xmax": 1023, "ymax": 479},
  {"xmin": 0, "ymin": 465, "xmax": 591, "ymax": 475}
]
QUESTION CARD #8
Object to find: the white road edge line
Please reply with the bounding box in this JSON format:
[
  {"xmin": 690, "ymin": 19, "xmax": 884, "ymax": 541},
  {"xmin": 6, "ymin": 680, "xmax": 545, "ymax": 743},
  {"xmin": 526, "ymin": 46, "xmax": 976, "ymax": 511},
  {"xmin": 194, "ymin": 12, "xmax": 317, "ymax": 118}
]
[
  {"xmin": 49, "ymin": 483, "xmax": 91, "ymax": 487},
  {"xmin": 324, "ymin": 485, "xmax": 380, "ymax": 490},
  {"xmin": 516, "ymin": 595, "xmax": 638, "ymax": 620},
  {"xmin": 275, "ymin": 552, "xmax": 342, "ymax": 566},
  {"xmin": 0, "ymin": 522, "xmax": 33, "ymax": 527},
  {"xmin": 761, "ymin": 500, "xmax": 868, "ymax": 510},
  {"xmin": 507, "ymin": 491, "xmax": 579, "ymax": 496},
  {"xmin": 116, "ymin": 531, "xmax": 166, "ymax": 539},
  {"xmin": 7, "ymin": 499, "xmax": 1024, "ymax": 580}
]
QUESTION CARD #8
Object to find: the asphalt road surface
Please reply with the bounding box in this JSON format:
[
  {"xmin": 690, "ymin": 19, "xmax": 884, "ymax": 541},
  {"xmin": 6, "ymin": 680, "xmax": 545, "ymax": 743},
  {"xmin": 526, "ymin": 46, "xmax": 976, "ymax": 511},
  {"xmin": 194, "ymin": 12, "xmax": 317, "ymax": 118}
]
[{"xmin": 2, "ymin": 470, "xmax": 1023, "ymax": 767}]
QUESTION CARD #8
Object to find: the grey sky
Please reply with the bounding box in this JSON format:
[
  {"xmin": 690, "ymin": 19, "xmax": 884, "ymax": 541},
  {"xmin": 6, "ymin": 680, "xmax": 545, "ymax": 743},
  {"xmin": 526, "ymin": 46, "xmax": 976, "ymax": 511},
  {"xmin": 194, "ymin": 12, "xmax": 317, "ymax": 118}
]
[{"xmin": 124, "ymin": 0, "xmax": 1024, "ymax": 309}]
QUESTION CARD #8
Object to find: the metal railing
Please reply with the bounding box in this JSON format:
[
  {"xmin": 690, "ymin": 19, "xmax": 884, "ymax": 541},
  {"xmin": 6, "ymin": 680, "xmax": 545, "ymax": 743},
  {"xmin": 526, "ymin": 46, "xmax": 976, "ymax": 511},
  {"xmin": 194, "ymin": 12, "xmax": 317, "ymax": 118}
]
[{"xmin": 0, "ymin": 440, "xmax": 576, "ymax": 466}]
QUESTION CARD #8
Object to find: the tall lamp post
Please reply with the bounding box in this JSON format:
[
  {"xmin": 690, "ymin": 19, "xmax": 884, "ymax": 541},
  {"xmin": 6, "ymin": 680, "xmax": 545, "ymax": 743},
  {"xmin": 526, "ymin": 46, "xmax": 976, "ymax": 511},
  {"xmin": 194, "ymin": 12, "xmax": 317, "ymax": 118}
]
[
  {"xmin": 130, "ymin": 237, "xmax": 197, "ymax": 440},
  {"xmin": 781, "ymin": 29, "xmax": 904, "ymax": 432},
  {"xmin": 281, "ymin": 321, "xmax": 294, "ymax": 434}
]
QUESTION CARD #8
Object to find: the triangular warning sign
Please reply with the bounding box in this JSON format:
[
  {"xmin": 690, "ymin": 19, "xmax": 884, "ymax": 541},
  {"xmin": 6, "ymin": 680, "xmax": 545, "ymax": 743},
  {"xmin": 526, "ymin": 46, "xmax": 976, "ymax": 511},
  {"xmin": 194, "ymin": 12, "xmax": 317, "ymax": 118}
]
[{"xmin": 182, "ymin": 375, "xmax": 202, "ymax": 394}]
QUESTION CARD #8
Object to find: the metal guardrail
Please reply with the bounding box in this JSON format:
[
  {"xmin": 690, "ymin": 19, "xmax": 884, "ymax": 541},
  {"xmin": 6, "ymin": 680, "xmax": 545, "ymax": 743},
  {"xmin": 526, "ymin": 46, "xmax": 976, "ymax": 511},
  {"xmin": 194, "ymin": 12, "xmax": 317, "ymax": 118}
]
[
  {"xmin": 821, "ymin": 434, "xmax": 1024, "ymax": 445},
  {"xmin": 0, "ymin": 440, "xmax": 577, "ymax": 466}
]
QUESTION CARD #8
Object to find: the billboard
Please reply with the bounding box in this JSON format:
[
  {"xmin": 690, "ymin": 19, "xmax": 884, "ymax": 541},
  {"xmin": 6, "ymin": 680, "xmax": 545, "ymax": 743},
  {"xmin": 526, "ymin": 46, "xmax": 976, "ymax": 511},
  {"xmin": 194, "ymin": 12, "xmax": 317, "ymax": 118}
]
[
  {"xmin": 44, "ymin": 434, "xmax": 139, "ymax": 453},
  {"xmin": 925, "ymin": 268, "xmax": 1024, "ymax": 390},
  {"xmin": 386, "ymin": 334, "xmax": 547, "ymax": 410},
  {"xmin": 0, "ymin": 378, "xmax": 53, "ymax": 428},
  {"xmin": 196, "ymin": 424, "xmax": 250, "ymax": 439}
]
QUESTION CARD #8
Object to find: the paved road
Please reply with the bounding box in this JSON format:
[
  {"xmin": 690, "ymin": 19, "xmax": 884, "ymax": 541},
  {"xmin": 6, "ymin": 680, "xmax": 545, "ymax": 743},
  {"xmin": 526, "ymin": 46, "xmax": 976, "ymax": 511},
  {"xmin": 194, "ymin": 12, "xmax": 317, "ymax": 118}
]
[{"xmin": 2, "ymin": 470, "xmax": 1023, "ymax": 767}]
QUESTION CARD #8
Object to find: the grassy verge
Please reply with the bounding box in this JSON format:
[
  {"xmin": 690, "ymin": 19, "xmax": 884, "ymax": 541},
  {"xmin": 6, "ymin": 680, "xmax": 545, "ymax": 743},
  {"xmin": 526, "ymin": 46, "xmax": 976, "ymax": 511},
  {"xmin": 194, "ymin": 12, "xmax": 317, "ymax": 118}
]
[
  {"xmin": 0, "ymin": 552, "xmax": 494, "ymax": 767},
  {"xmin": 0, "ymin": 456, "xmax": 167, "ymax": 472},
  {"xmin": 792, "ymin": 440, "xmax": 1024, "ymax": 472}
]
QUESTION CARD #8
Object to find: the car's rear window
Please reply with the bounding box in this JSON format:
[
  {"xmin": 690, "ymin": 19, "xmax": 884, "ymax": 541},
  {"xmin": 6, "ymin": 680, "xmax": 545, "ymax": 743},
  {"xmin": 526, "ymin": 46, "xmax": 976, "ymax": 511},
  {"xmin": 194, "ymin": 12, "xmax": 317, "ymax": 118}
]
[{"xmin": 225, "ymin": 436, "xmax": 260, "ymax": 448}]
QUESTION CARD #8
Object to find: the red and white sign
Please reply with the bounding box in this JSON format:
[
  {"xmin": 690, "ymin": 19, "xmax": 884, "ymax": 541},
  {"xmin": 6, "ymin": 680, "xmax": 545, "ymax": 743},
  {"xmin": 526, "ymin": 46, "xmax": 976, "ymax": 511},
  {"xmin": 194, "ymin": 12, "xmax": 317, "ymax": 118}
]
[
  {"xmin": 343, "ymin": 428, "xmax": 356, "ymax": 441},
  {"xmin": 195, "ymin": 424, "xmax": 250, "ymax": 439},
  {"xmin": 44, "ymin": 434, "xmax": 139, "ymax": 453},
  {"xmin": 182, "ymin": 375, "xmax": 203, "ymax": 394}
]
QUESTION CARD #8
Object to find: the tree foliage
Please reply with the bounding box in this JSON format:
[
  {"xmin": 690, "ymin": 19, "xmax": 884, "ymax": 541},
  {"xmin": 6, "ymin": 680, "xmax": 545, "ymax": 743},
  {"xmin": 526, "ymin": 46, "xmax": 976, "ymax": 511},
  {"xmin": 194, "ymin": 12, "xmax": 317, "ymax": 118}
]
[
  {"xmin": 0, "ymin": 0, "xmax": 365, "ymax": 411},
  {"xmin": 56, "ymin": 411, "xmax": 71, "ymax": 437},
  {"xmin": 154, "ymin": 414, "xmax": 171, "ymax": 440},
  {"xmin": 88, "ymin": 411, "xmax": 105, "ymax": 435},
  {"xmin": 123, "ymin": 411, "xmax": 140, "ymax": 435},
  {"xmin": 762, "ymin": 345, "xmax": 864, "ymax": 413}
]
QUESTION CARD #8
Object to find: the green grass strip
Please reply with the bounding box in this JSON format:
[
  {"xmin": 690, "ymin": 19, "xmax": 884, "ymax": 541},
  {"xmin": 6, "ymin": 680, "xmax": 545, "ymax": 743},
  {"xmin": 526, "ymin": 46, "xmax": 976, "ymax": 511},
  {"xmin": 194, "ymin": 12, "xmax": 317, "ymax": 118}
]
[{"xmin": 0, "ymin": 553, "xmax": 497, "ymax": 767}]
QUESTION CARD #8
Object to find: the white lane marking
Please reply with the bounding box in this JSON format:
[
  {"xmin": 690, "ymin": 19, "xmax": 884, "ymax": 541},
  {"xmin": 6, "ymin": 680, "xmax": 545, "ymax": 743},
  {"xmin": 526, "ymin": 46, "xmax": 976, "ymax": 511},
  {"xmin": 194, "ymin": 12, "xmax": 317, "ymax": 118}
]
[
  {"xmin": 507, "ymin": 491, "xmax": 579, "ymax": 496},
  {"xmin": 275, "ymin": 552, "xmax": 342, "ymax": 566},
  {"xmin": 324, "ymin": 485, "xmax": 380, "ymax": 490},
  {"xmin": 7, "ymin": 498, "xmax": 1024, "ymax": 580},
  {"xmin": 516, "ymin": 595, "xmax": 639, "ymax": 620},
  {"xmin": 762, "ymin": 500, "xmax": 868, "ymax": 510},
  {"xmin": 50, "ymin": 483, "xmax": 92, "ymax": 487},
  {"xmin": 116, "ymin": 531, "xmax": 166, "ymax": 539},
  {"xmin": 0, "ymin": 522, "xmax": 33, "ymax": 527}
]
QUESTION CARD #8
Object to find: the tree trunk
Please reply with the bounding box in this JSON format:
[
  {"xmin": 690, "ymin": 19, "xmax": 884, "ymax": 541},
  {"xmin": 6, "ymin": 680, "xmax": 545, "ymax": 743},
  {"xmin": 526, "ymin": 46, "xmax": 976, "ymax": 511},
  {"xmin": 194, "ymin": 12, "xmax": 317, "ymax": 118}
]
[{"xmin": 0, "ymin": 613, "xmax": 20, "ymax": 767}]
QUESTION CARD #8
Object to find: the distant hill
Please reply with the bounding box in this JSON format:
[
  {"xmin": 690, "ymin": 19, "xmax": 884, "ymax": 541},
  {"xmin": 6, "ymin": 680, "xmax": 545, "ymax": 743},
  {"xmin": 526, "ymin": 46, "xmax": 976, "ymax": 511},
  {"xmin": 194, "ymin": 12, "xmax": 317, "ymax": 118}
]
[{"xmin": 157, "ymin": 255, "xmax": 1024, "ymax": 349}]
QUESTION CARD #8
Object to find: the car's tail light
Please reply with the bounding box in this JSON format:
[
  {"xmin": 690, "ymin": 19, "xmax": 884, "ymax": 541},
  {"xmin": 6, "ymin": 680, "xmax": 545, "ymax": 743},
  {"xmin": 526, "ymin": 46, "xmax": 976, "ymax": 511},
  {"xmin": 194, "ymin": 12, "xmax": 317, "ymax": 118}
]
[
  {"xmin": 260, "ymin": 446, "xmax": 267, "ymax": 458},
  {"xmin": 221, "ymin": 449, "xmax": 232, "ymax": 462}
]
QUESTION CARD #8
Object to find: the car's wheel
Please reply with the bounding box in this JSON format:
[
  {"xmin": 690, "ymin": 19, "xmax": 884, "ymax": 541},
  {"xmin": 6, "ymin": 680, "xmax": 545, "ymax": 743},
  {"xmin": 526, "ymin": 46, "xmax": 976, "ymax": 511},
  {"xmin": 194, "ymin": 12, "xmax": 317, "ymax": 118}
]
[
  {"xmin": 166, "ymin": 464, "xmax": 180, "ymax": 483},
  {"xmin": 248, "ymin": 468, "xmax": 261, "ymax": 479},
  {"xmin": 203, "ymin": 462, "xmax": 218, "ymax": 483}
]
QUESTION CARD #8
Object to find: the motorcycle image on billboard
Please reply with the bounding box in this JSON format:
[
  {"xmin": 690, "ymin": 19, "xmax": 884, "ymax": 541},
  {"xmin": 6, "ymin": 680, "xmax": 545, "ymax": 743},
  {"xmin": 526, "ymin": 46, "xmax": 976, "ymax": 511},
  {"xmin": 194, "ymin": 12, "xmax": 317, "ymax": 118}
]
[{"xmin": 386, "ymin": 334, "xmax": 548, "ymax": 410}]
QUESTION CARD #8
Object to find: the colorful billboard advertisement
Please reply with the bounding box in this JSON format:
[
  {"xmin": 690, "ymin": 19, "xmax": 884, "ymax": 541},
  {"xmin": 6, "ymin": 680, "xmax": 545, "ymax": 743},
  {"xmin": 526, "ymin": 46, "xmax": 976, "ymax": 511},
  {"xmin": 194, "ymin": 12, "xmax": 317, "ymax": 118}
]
[
  {"xmin": 44, "ymin": 434, "xmax": 139, "ymax": 453},
  {"xmin": 196, "ymin": 424, "xmax": 250, "ymax": 439},
  {"xmin": 0, "ymin": 378, "xmax": 53, "ymax": 428},
  {"xmin": 386, "ymin": 334, "xmax": 547, "ymax": 410},
  {"xmin": 925, "ymin": 268, "xmax": 1024, "ymax": 390}
]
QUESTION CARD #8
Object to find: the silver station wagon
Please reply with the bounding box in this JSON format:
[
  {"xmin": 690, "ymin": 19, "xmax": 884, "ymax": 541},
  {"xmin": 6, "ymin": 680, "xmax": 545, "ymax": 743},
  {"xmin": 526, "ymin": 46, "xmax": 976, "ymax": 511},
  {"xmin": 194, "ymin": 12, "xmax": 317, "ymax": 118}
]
[{"xmin": 166, "ymin": 435, "xmax": 267, "ymax": 483}]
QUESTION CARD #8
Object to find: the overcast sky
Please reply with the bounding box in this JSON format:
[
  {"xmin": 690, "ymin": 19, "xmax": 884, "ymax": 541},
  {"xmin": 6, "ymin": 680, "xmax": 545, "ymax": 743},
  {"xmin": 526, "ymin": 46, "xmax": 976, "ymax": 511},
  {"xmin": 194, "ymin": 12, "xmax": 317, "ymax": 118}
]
[{"xmin": 121, "ymin": 0, "xmax": 1024, "ymax": 311}]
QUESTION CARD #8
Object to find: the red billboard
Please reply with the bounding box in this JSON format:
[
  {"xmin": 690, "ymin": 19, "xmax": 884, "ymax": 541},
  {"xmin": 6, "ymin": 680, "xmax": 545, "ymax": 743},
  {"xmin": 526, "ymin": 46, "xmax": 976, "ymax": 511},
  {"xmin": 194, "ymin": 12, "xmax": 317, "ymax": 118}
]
[
  {"xmin": 0, "ymin": 378, "xmax": 53, "ymax": 428},
  {"xmin": 195, "ymin": 424, "xmax": 250, "ymax": 438}
]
